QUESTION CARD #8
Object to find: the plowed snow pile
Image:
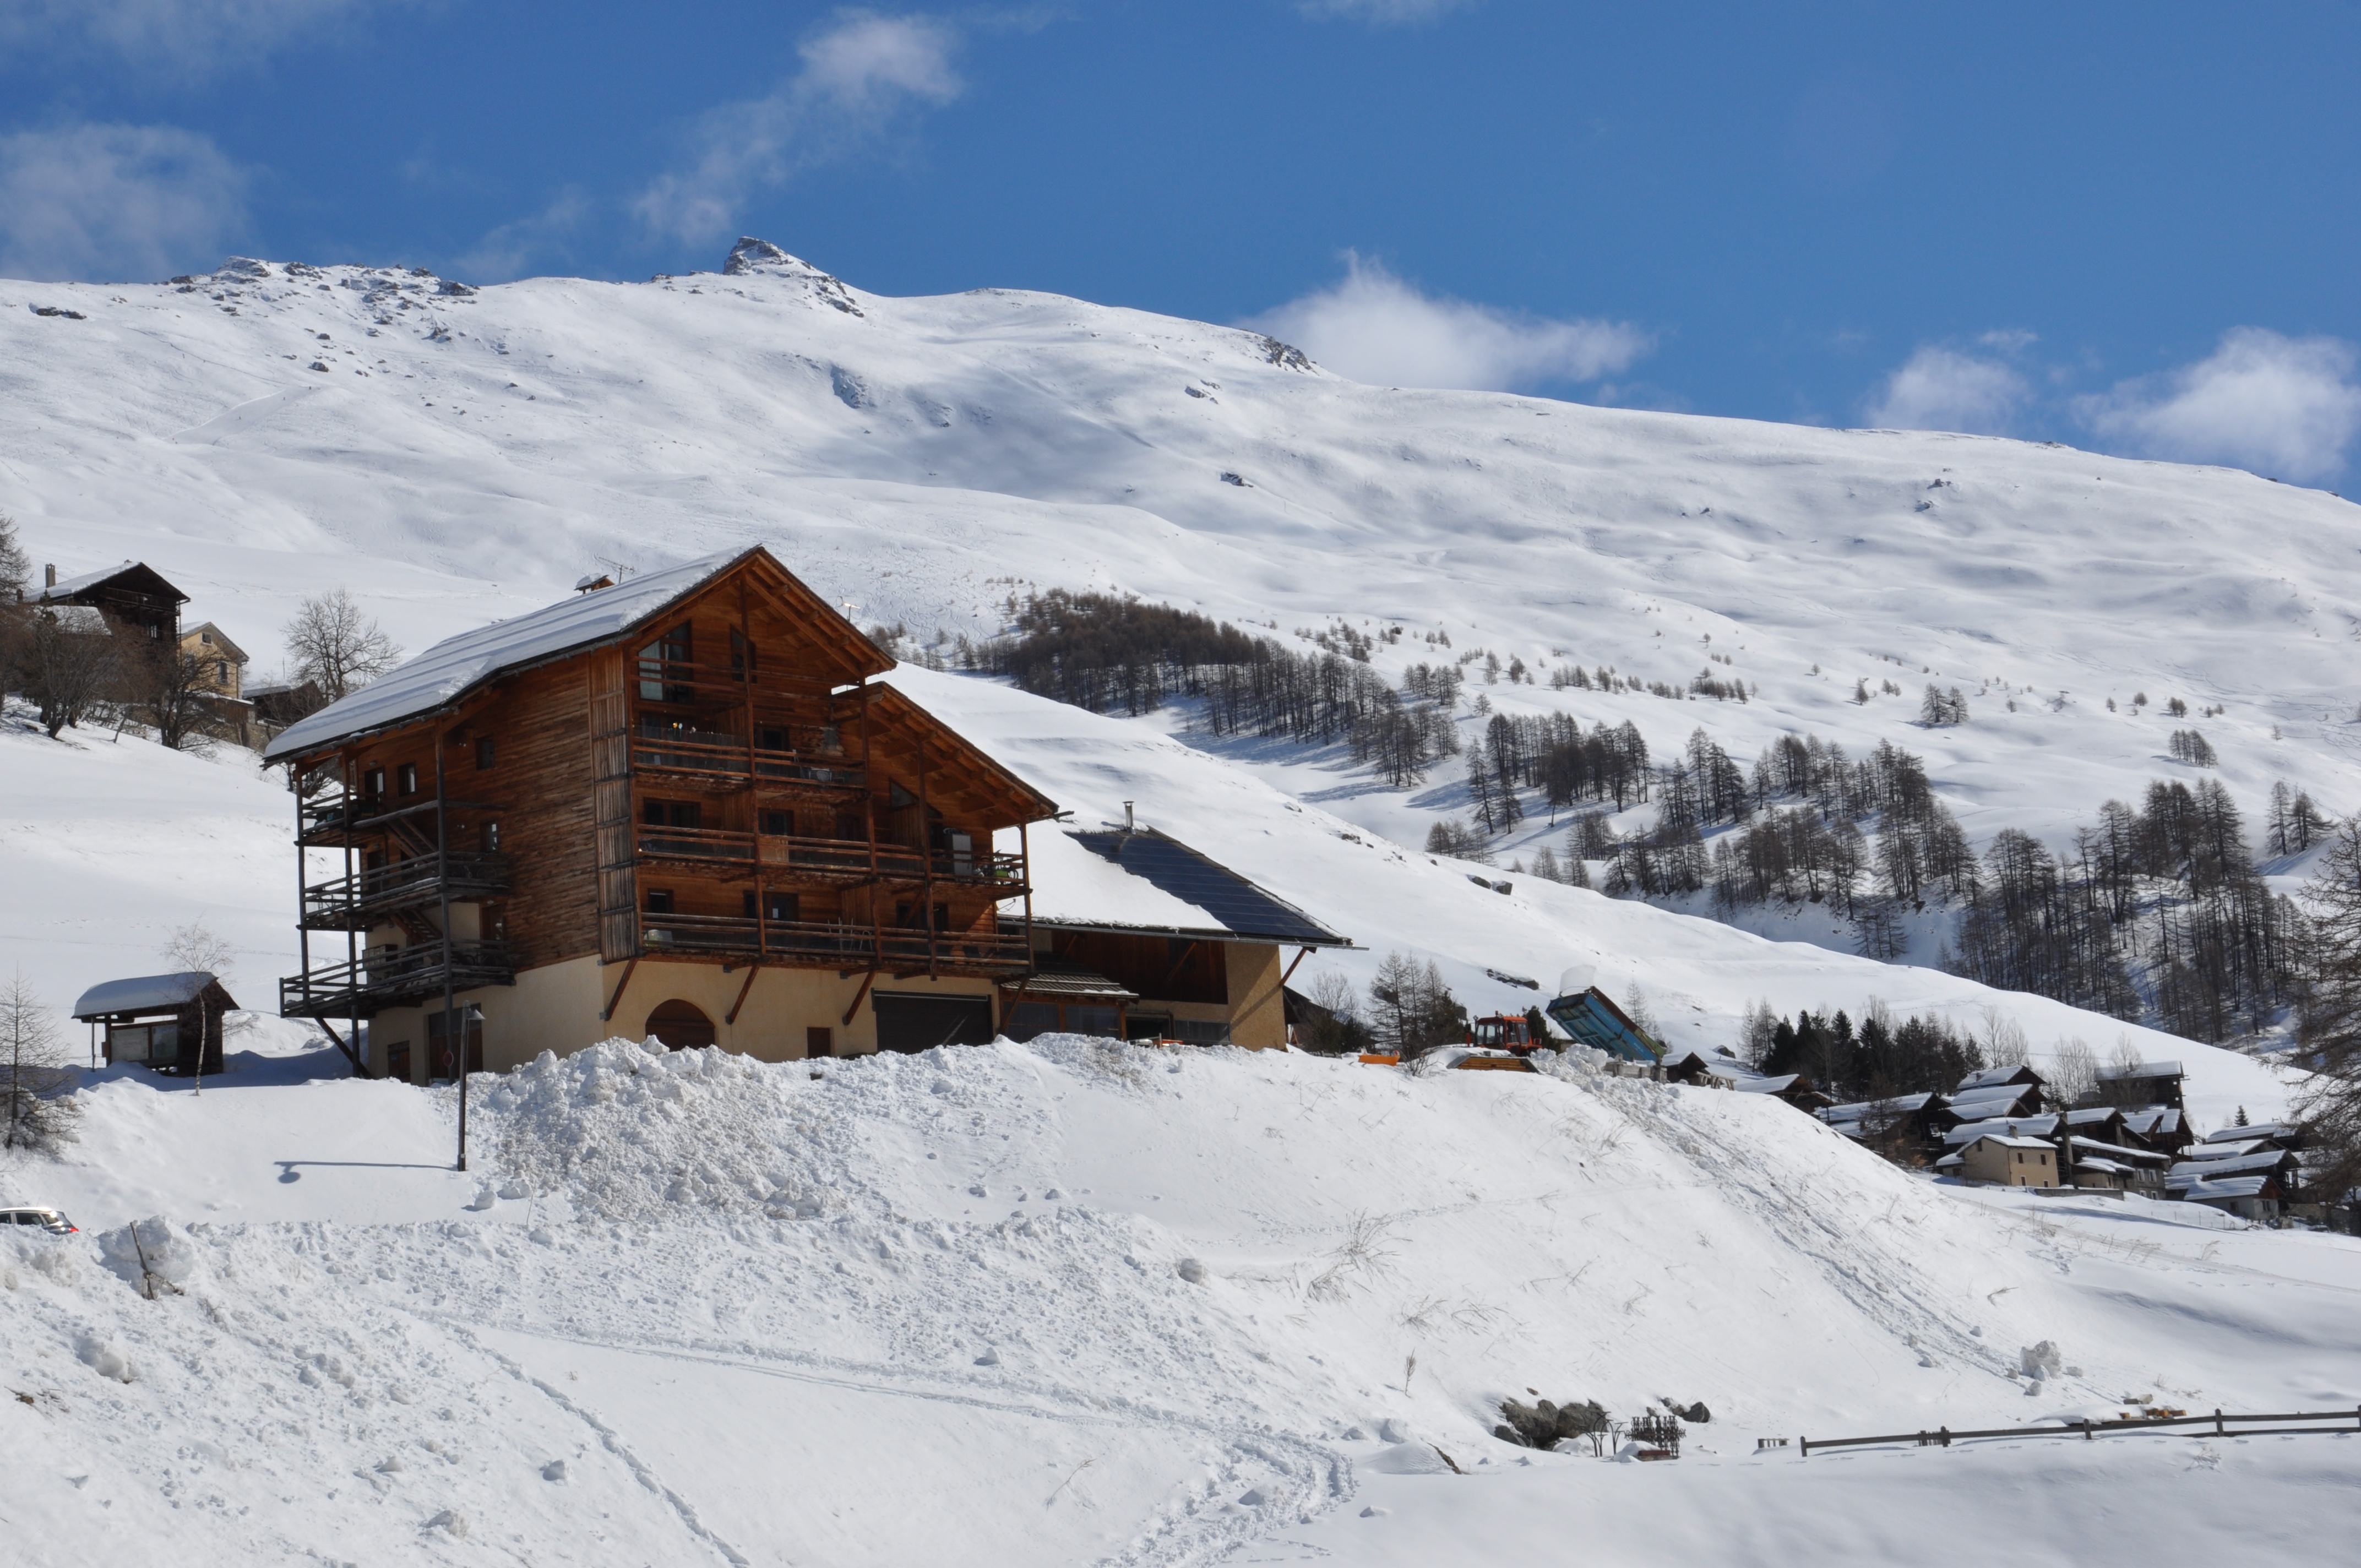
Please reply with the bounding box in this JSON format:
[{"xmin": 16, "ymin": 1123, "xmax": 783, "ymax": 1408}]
[{"xmin": 6, "ymin": 1035, "xmax": 2358, "ymax": 1565}]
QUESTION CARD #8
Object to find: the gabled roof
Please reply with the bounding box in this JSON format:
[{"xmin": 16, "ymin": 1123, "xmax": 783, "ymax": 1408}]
[
  {"xmin": 264, "ymin": 546, "xmax": 891, "ymax": 761},
  {"xmin": 1945, "ymin": 1113, "xmax": 2060, "ymax": 1145},
  {"xmin": 73, "ymin": 972, "xmax": 231, "ymax": 1019},
  {"xmin": 2169, "ymin": 1150, "xmax": 2293, "ymax": 1180},
  {"xmin": 182, "ymin": 622, "xmax": 249, "ymax": 663},
  {"xmin": 1958, "ymin": 1064, "xmax": 2044, "ymax": 1092},
  {"xmin": 1964, "ymin": 1134, "xmax": 2056, "ymax": 1152},
  {"xmin": 1018, "ymin": 827, "xmax": 1348, "ymax": 946},
  {"xmin": 41, "ymin": 560, "xmax": 188, "ymax": 606}
]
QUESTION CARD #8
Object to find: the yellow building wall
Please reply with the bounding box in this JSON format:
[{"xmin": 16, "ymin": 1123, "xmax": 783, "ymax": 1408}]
[
  {"xmin": 1222, "ymin": 941, "xmax": 1288, "ymax": 1051},
  {"xmin": 367, "ymin": 956, "xmax": 1002, "ymax": 1080}
]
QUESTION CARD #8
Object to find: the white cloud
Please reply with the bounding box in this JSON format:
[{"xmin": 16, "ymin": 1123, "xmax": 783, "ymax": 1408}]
[
  {"xmin": 451, "ymin": 190, "xmax": 591, "ymax": 284},
  {"xmin": 1297, "ymin": 0, "xmax": 1477, "ymax": 23},
  {"xmin": 634, "ymin": 11, "xmax": 962, "ymax": 247},
  {"xmin": 0, "ymin": 122, "xmax": 248, "ymax": 282},
  {"xmin": 1246, "ymin": 254, "xmax": 1649, "ymax": 393},
  {"xmin": 1862, "ymin": 346, "xmax": 2026, "ymax": 434},
  {"xmin": 0, "ymin": 0, "xmax": 377, "ymax": 74},
  {"xmin": 2079, "ymin": 328, "xmax": 2361, "ymax": 484}
]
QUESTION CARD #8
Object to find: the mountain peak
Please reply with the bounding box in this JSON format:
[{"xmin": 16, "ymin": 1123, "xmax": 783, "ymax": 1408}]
[{"xmin": 721, "ymin": 237, "xmax": 864, "ymax": 316}]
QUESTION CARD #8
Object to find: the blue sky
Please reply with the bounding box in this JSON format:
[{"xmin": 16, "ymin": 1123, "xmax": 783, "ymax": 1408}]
[{"xmin": 5, "ymin": 1, "xmax": 2359, "ymax": 484}]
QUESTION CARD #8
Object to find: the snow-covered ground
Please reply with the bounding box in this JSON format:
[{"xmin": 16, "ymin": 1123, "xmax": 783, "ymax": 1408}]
[
  {"xmin": 4, "ymin": 242, "xmax": 2356, "ymax": 1561},
  {"xmin": 5, "ymin": 1025, "xmax": 2356, "ymax": 1565}
]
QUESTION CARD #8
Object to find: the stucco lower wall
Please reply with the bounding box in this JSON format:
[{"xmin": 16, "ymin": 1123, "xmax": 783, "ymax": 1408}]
[
  {"xmin": 1222, "ymin": 941, "xmax": 1287, "ymax": 1051},
  {"xmin": 368, "ymin": 957, "xmax": 1002, "ymax": 1079}
]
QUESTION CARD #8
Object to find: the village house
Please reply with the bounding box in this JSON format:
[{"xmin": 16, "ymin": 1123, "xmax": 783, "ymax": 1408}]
[
  {"xmin": 72, "ymin": 972, "xmax": 234, "ymax": 1075},
  {"xmin": 1658, "ymin": 1045, "xmax": 1834, "ymax": 1110},
  {"xmin": 2096, "ymin": 1058, "xmax": 2186, "ymax": 1111},
  {"xmin": 1939, "ymin": 1133, "xmax": 2060, "ymax": 1188},
  {"xmin": 1006, "ymin": 819, "xmax": 1350, "ymax": 1048},
  {"xmin": 263, "ymin": 548, "xmax": 1062, "ymax": 1078},
  {"xmin": 37, "ymin": 560, "xmax": 186, "ymax": 641}
]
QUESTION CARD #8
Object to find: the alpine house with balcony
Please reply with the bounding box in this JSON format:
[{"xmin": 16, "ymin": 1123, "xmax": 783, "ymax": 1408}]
[{"xmin": 263, "ymin": 546, "xmax": 1057, "ymax": 1079}]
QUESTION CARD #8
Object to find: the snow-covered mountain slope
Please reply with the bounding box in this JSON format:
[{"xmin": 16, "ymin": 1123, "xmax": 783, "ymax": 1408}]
[
  {"xmin": 4, "ymin": 240, "xmax": 2357, "ymax": 879},
  {"xmin": 7, "ymin": 1027, "xmax": 2357, "ymax": 1567}
]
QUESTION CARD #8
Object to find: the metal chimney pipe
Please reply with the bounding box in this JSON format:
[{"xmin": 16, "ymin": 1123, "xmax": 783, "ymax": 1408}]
[
  {"xmin": 1123, "ymin": 801, "xmax": 1135, "ymax": 833},
  {"xmin": 45, "ymin": 563, "xmax": 57, "ymax": 589}
]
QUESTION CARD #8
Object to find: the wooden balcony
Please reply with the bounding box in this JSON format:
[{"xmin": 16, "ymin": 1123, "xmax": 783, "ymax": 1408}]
[
  {"xmin": 630, "ymin": 720, "xmax": 863, "ymax": 793},
  {"xmin": 279, "ymin": 939, "xmax": 520, "ymax": 1019},
  {"xmin": 300, "ymin": 851, "xmax": 510, "ymax": 930},
  {"xmin": 629, "ymin": 912, "xmax": 1031, "ymax": 977},
  {"xmin": 632, "ymin": 825, "xmax": 1028, "ymax": 888}
]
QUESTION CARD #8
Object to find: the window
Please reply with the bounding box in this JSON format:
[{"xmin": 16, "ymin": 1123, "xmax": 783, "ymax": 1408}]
[
  {"xmin": 760, "ymin": 809, "xmax": 792, "ymax": 836},
  {"xmin": 806, "ymin": 1027, "xmax": 833, "ymax": 1059},
  {"xmin": 215, "ymin": 660, "xmax": 229, "ymax": 682},
  {"xmin": 759, "ymin": 725, "xmax": 790, "ymax": 752},
  {"xmin": 364, "ymin": 766, "xmax": 386, "ymax": 798},
  {"xmin": 742, "ymin": 891, "xmax": 799, "ymax": 922},
  {"xmin": 644, "ymin": 889, "xmax": 675, "ymax": 914},
  {"xmin": 642, "ymin": 799, "xmax": 700, "ymax": 829},
  {"xmin": 730, "ymin": 627, "xmax": 757, "ymax": 681},
  {"xmin": 637, "ymin": 622, "xmax": 693, "ymax": 704},
  {"xmin": 480, "ymin": 822, "xmax": 501, "ymax": 853},
  {"xmin": 475, "ymin": 736, "xmax": 496, "ymax": 770},
  {"xmin": 396, "ymin": 763, "xmax": 418, "ymax": 796},
  {"xmin": 199, "ymin": 630, "xmax": 213, "ymax": 645}
]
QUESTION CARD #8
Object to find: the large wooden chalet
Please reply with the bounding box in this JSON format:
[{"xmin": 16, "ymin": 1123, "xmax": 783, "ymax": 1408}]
[{"xmin": 264, "ymin": 548, "xmax": 1057, "ymax": 1079}]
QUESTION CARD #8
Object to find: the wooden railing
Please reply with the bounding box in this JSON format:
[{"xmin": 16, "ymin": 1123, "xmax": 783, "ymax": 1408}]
[
  {"xmin": 633, "ymin": 913, "xmax": 1030, "ymax": 973},
  {"xmin": 629, "ymin": 725, "xmax": 864, "ymax": 791},
  {"xmin": 300, "ymin": 852, "xmax": 510, "ymax": 928},
  {"xmin": 632, "ymin": 825, "xmax": 1026, "ymax": 885},
  {"xmin": 1797, "ymin": 1406, "xmax": 2361, "ymax": 1456},
  {"xmin": 278, "ymin": 939, "xmax": 520, "ymax": 1017}
]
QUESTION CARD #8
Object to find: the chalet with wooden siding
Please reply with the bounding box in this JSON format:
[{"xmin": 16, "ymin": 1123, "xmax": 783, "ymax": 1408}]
[
  {"xmin": 1006, "ymin": 822, "xmax": 1351, "ymax": 1049},
  {"xmin": 263, "ymin": 548, "xmax": 1059, "ymax": 1077},
  {"xmin": 39, "ymin": 560, "xmax": 186, "ymax": 641}
]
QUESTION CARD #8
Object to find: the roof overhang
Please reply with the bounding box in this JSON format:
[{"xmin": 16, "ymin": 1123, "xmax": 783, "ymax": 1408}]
[{"xmin": 1029, "ymin": 916, "xmax": 1354, "ymax": 949}]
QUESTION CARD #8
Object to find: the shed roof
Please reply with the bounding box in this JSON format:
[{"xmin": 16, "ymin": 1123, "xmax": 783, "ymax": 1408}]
[
  {"xmin": 72, "ymin": 971, "xmax": 229, "ymax": 1019},
  {"xmin": 1958, "ymin": 1064, "xmax": 2044, "ymax": 1092},
  {"xmin": 2204, "ymin": 1122, "xmax": 2292, "ymax": 1144},
  {"xmin": 2169, "ymin": 1150, "xmax": 2292, "ymax": 1180},
  {"xmin": 1000, "ymin": 960, "xmax": 1136, "ymax": 1002},
  {"xmin": 1015, "ymin": 827, "xmax": 1348, "ymax": 946}
]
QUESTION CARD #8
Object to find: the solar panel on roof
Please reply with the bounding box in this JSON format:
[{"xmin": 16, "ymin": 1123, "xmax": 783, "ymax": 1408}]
[{"xmin": 1069, "ymin": 831, "xmax": 1345, "ymax": 945}]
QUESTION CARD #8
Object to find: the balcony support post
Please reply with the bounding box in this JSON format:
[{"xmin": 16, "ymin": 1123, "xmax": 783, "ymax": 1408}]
[
  {"xmin": 918, "ymin": 732, "xmax": 937, "ymax": 981},
  {"xmin": 841, "ymin": 963, "xmax": 878, "ymax": 1027},
  {"xmin": 726, "ymin": 962, "xmax": 761, "ymax": 1026},
  {"xmin": 344, "ymin": 749, "xmax": 361, "ymax": 1077},
  {"xmin": 601, "ymin": 955, "xmax": 640, "ymax": 1023},
  {"xmin": 859, "ymin": 680, "xmax": 882, "ymax": 982},
  {"xmin": 437, "ymin": 731, "xmax": 467, "ymax": 1171}
]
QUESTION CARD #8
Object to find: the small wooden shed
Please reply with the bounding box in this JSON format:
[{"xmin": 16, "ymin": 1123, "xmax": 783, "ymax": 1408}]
[{"xmin": 73, "ymin": 972, "xmax": 234, "ymax": 1075}]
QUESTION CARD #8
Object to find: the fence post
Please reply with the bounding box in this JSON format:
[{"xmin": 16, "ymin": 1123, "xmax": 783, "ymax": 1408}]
[
  {"xmin": 1939, "ymin": 1427, "xmax": 1950, "ymax": 1447},
  {"xmin": 2215, "ymin": 1408, "xmax": 2223, "ymax": 1435},
  {"xmin": 1798, "ymin": 1435, "xmax": 1809, "ymax": 1457}
]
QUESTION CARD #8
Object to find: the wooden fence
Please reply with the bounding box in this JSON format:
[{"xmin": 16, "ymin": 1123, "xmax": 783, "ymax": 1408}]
[{"xmin": 1797, "ymin": 1407, "xmax": 2361, "ymax": 1457}]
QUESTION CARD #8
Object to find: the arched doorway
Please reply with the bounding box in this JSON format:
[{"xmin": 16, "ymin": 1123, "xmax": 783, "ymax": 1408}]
[{"xmin": 646, "ymin": 999, "xmax": 717, "ymax": 1050}]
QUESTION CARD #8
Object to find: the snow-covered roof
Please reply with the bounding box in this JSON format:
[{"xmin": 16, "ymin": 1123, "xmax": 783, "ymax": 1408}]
[
  {"xmin": 2184, "ymin": 1139, "xmax": 2270, "ymax": 1162},
  {"xmin": 1945, "ymin": 1085, "xmax": 2038, "ymax": 1117},
  {"xmin": 2120, "ymin": 1108, "xmax": 2184, "ymax": 1135},
  {"xmin": 40, "ymin": 560, "xmax": 174, "ymax": 601},
  {"xmin": 1966, "ymin": 1134, "xmax": 2055, "ymax": 1152},
  {"xmin": 2096, "ymin": 1059, "xmax": 2184, "ymax": 1080},
  {"xmin": 2068, "ymin": 1136, "xmax": 2164, "ymax": 1163},
  {"xmin": 2169, "ymin": 1151, "xmax": 2291, "ymax": 1180},
  {"xmin": 1820, "ymin": 1093, "xmax": 1938, "ymax": 1123},
  {"xmin": 2204, "ymin": 1123, "xmax": 2291, "ymax": 1143},
  {"xmin": 72, "ymin": 971, "xmax": 224, "ymax": 1019},
  {"xmin": 2173, "ymin": 1174, "xmax": 2274, "ymax": 1200},
  {"xmin": 265, "ymin": 551, "xmax": 748, "ymax": 760},
  {"xmin": 1957, "ymin": 1064, "xmax": 2041, "ymax": 1091},
  {"xmin": 1945, "ymin": 1114, "xmax": 2059, "ymax": 1145},
  {"xmin": 41, "ymin": 604, "xmax": 111, "ymax": 635},
  {"xmin": 1013, "ymin": 828, "xmax": 1348, "ymax": 946}
]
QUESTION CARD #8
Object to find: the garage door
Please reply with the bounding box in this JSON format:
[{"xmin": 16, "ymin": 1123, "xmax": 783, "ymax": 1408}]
[{"xmin": 873, "ymin": 993, "xmax": 996, "ymax": 1054}]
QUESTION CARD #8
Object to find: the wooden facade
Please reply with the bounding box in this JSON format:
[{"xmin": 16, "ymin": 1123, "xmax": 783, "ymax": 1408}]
[{"xmin": 268, "ymin": 548, "xmax": 1058, "ymax": 1079}]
